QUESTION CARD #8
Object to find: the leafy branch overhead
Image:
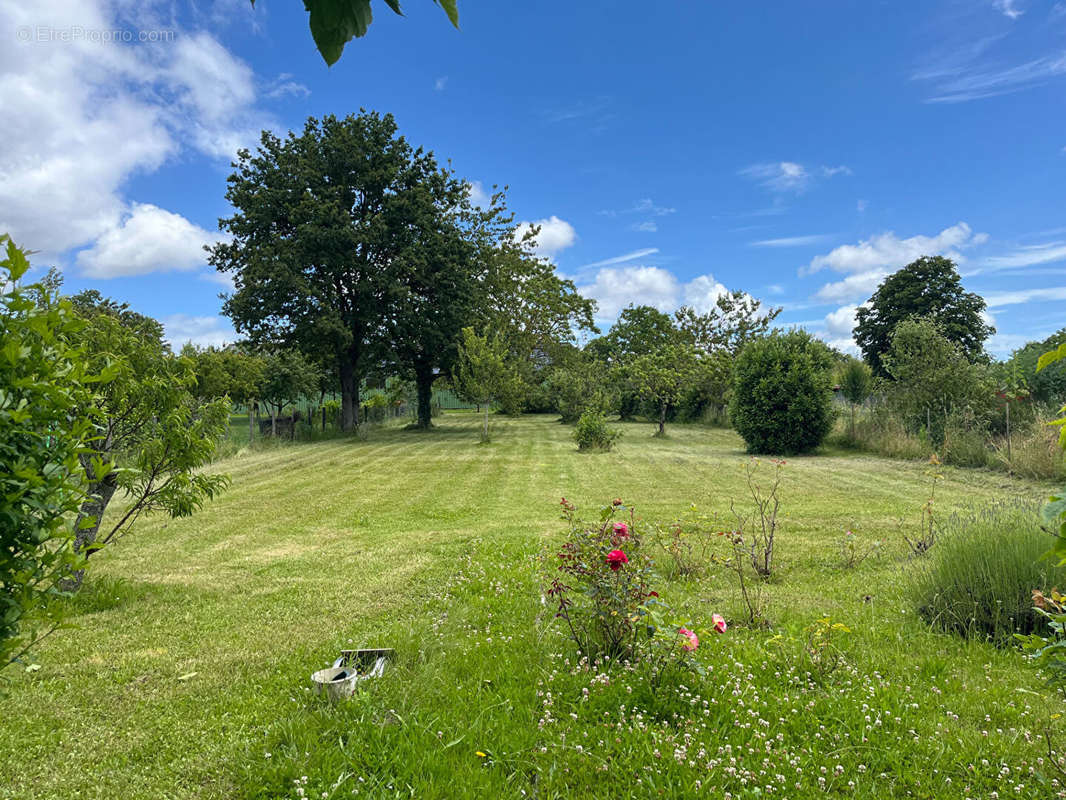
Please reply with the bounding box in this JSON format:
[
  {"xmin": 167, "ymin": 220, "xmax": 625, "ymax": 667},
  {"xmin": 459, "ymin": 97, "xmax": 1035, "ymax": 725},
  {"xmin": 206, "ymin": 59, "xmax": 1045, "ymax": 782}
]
[{"xmin": 253, "ymin": 0, "xmax": 460, "ymax": 66}]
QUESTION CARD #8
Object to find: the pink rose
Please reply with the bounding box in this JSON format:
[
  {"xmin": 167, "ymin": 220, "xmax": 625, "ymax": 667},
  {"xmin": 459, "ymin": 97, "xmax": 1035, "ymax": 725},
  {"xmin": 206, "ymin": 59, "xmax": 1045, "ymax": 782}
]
[
  {"xmin": 712, "ymin": 613, "xmax": 727, "ymax": 634},
  {"xmin": 679, "ymin": 627, "xmax": 699, "ymax": 651},
  {"xmin": 612, "ymin": 521, "xmax": 630, "ymax": 539}
]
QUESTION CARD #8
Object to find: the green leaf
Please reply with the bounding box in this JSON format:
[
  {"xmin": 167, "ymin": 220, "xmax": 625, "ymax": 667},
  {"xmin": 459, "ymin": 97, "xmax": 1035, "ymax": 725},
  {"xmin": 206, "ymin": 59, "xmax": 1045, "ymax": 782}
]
[
  {"xmin": 435, "ymin": 0, "xmax": 459, "ymax": 27},
  {"xmin": 1037, "ymin": 342, "xmax": 1066, "ymax": 372},
  {"xmin": 1042, "ymin": 493, "xmax": 1066, "ymax": 525},
  {"xmin": 305, "ymin": 0, "xmax": 374, "ymax": 66}
]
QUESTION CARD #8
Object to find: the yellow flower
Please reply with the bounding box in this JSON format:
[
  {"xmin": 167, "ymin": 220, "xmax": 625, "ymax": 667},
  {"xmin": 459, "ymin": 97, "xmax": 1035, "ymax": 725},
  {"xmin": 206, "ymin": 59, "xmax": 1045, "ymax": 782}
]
[{"xmin": 476, "ymin": 751, "xmax": 487, "ymax": 758}]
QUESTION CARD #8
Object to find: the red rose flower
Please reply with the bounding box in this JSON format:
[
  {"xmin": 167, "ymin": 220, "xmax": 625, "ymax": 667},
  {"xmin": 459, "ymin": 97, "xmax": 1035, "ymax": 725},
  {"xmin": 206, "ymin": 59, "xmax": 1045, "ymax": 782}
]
[
  {"xmin": 606, "ymin": 549, "xmax": 629, "ymax": 571},
  {"xmin": 612, "ymin": 521, "xmax": 630, "ymax": 538}
]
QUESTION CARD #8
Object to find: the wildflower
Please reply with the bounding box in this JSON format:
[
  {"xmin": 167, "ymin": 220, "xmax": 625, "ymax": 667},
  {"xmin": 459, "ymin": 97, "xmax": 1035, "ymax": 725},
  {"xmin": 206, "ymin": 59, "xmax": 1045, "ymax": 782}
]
[
  {"xmin": 679, "ymin": 627, "xmax": 699, "ymax": 651},
  {"xmin": 476, "ymin": 751, "xmax": 487, "ymax": 758},
  {"xmin": 712, "ymin": 613, "xmax": 727, "ymax": 634},
  {"xmin": 606, "ymin": 549, "xmax": 629, "ymax": 571}
]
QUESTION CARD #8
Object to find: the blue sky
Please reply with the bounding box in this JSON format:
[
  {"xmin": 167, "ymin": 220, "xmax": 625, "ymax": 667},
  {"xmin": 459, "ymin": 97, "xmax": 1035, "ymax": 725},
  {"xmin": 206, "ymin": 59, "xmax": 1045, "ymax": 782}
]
[{"xmin": 2, "ymin": 0, "xmax": 1064, "ymax": 356}]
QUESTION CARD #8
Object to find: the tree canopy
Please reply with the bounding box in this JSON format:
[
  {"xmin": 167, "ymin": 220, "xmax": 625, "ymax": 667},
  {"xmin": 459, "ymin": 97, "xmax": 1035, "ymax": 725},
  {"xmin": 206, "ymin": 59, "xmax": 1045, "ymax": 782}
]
[{"xmin": 854, "ymin": 256, "xmax": 993, "ymax": 376}]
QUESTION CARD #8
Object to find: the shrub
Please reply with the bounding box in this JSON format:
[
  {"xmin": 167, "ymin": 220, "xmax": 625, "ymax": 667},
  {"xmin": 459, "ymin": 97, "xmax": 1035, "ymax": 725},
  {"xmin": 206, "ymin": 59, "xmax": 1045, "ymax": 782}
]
[
  {"xmin": 547, "ymin": 498, "xmax": 726, "ymax": 664},
  {"xmin": 911, "ymin": 501, "xmax": 1064, "ymax": 644},
  {"xmin": 573, "ymin": 409, "xmax": 621, "ymax": 452},
  {"xmin": 730, "ymin": 330, "xmax": 835, "ymax": 454}
]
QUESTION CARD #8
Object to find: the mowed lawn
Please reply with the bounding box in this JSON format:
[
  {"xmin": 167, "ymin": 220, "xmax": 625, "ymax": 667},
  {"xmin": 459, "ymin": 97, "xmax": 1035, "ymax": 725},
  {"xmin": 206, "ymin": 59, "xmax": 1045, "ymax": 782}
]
[{"xmin": 0, "ymin": 413, "xmax": 1057, "ymax": 799}]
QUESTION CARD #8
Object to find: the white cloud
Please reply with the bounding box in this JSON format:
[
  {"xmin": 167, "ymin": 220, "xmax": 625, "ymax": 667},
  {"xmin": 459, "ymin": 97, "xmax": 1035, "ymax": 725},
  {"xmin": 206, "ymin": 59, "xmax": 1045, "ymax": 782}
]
[
  {"xmin": 856, "ymin": 199, "xmax": 868, "ymax": 213},
  {"xmin": 740, "ymin": 162, "xmax": 810, "ymax": 193},
  {"xmin": 807, "ymin": 222, "xmax": 986, "ymax": 275},
  {"xmin": 751, "ymin": 234, "xmax": 833, "ymax": 248},
  {"xmin": 815, "ymin": 273, "xmax": 888, "ymax": 303},
  {"xmin": 632, "ymin": 221, "xmax": 658, "ymax": 233},
  {"xmin": 824, "ymin": 305, "xmax": 858, "ymax": 339},
  {"xmin": 739, "ymin": 162, "xmax": 851, "ymax": 194},
  {"xmin": 264, "ymin": 73, "xmax": 310, "ymax": 99},
  {"xmin": 983, "ymin": 285, "xmax": 1066, "ymax": 307},
  {"xmin": 918, "ymin": 51, "xmax": 1066, "ymax": 103},
  {"xmin": 162, "ymin": 313, "xmax": 235, "ymax": 349},
  {"xmin": 633, "ymin": 198, "xmax": 676, "ymax": 217},
  {"xmin": 978, "ymin": 241, "xmax": 1066, "ymax": 271},
  {"xmin": 435, "ymin": 76, "xmax": 448, "ymax": 91},
  {"xmin": 76, "ymin": 203, "xmax": 227, "ymax": 278},
  {"xmin": 806, "ymin": 222, "xmax": 990, "ymax": 303},
  {"xmin": 681, "ymin": 274, "xmax": 729, "ymax": 314},
  {"xmin": 993, "ymin": 0, "xmax": 1024, "ymax": 19},
  {"xmin": 514, "ymin": 215, "xmax": 577, "ymax": 258},
  {"xmin": 578, "ymin": 267, "xmax": 729, "ymax": 320},
  {"xmin": 0, "ymin": 0, "xmax": 274, "ymax": 263},
  {"xmin": 579, "ymin": 248, "xmax": 659, "ymax": 270},
  {"xmin": 579, "ymin": 266, "xmax": 680, "ymax": 319}
]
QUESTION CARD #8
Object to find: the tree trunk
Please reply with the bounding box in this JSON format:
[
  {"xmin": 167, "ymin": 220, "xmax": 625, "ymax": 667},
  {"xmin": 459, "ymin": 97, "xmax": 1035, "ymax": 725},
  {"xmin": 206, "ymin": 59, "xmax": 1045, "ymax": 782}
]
[
  {"xmin": 270, "ymin": 406, "xmax": 276, "ymax": 437},
  {"xmin": 249, "ymin": 400, "xmax": 255, "ymax": 445},
  {"xmin": 483, "ymin": 403, "xmax": 490, "ymax": 441},
  {"xmin": 290, "ymin": 410, "xmax": 296, "ymax": 441},
  {"xmin": 658, "ymin": 403, "xmax": 667, "ymax": 436},
  {"xmin": 63, "ymin": 468, "xmax": 119, "ymax": 591},
  {"xmin": 414, "ymin": 362, "xmax": 434, "ymax": 429},
  {"xmin": 339, "ymin": 358, "xmax": 359, "ymax": 432}
]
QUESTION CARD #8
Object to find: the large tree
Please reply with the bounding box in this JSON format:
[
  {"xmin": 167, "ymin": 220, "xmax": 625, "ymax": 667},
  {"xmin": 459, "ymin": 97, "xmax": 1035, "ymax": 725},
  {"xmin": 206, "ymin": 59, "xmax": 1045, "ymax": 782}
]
[
  {"xmin": 854, "ymin": 256, "xmax": 993, "ymax": 376},
  {"xmin": 211, "ymin": 111, "xmax": 461, "ymax": 431},
  {"xmin": 386, "ymin": 185, "xmax": 512, "ymax": 428}
]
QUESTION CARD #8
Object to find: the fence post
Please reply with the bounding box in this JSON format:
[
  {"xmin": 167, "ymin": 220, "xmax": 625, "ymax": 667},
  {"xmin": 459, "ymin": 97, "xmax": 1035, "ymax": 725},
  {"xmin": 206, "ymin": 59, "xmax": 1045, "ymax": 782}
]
[
  {"xmin": 1006, "ymin": 402, "xmax": 1012, "ymax": 464},
  {"xmin": 321, "ymin": 405, "xmax": 326, "ymax": 432}
]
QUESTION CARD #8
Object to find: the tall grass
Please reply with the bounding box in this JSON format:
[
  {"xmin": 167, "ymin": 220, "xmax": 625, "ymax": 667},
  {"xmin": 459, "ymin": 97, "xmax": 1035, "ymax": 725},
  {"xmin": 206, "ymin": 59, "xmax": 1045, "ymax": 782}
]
[
  {"xmin": 831, "ymin": 406, "xmax": 1066, "ymax": 481},
  {"xmin": 911, "ymin": 500, "xmax": 1064, "ymax": 644}
]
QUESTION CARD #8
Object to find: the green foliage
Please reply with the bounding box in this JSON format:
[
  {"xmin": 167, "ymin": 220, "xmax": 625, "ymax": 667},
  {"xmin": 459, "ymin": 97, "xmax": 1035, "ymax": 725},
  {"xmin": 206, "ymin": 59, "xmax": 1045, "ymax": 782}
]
[
  {"xmin": 0, "ymin": 236, "xmax": 97, "ymax": 668},
  {"xmin": 212, "ymin": 111, "xmax": 466, "ymax": 431},
  {"xmin": 453, "ymin": 327, "xmax": 521, "ymax": 441},
  {"xmin": 676, "ymin": 349, "xmax": 732, "ymax": 424},
  {"xmin": 837, "ymin": 357, "xmax": 874, "ymax": 441},
  {"xmin": 627, "ymin": 344, "xmax": 700, "ymax": 435},
  {"xmin": 68, "ymin": 296, "xmax": 231, "ymax": 581},
  {"xmin": 259, "ymin": 349, "xmax": 323, "ymax": 423},
  {"xmin": 674, "ymin": 290, "xmax": 782, "ymax": 356},
  {"xmin": 730, "ymin": 331, "xmax": 835, "ymax": 454},
  {"xmin": 837, "ymin": 357, "xmax": 873, "ymax": 406},
  {"xmin": 912, "ymin": 501, "xmax": 1063, "ymax": 644},
  {"xmin": 183, "ymin": 344, "xmax": 266, "ymax": 406},
  {"xmin": 545, "ymin": 360, "xmax": 615, "ymax": 424},
  {"xmin": 572, "ymin": 409, "xmax": 621, "ymax": 452},
  {"xmin": 854, "ymin": 255, "xmax": 993, "ymax": 376},
  {"xmin": 882, "ymin": 317, "xmax": 984, "ymax": 448},
  {"xmin": 548, "ymin": 498, "xmax": 711, "ymax": 673},
  {"xmin": 282, "ymin": 0, "xmax": 460, "ymax": 65},
  {"xmin": 1004, "ymin": 329, "xmax": 1066, "ymax": 406}
]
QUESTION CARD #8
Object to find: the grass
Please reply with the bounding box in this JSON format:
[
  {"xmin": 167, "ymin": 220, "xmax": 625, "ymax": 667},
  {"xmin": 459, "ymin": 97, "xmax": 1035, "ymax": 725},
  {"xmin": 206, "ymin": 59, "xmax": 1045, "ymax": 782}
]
[{"xmin": 0, "ymin": 414, "xmax": 1062, "ymax": 799}]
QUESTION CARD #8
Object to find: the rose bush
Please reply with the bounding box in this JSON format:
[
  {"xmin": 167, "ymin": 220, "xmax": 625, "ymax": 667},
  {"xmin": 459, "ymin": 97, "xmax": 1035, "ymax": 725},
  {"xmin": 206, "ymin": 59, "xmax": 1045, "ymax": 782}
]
[{"xmin": 548, "ymin": 497, "xmax": 726, "ymax": 667}]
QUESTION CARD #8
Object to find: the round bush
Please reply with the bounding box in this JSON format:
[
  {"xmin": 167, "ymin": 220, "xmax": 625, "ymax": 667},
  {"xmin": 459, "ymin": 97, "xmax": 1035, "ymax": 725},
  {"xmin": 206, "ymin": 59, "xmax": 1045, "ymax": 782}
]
[
  {"xmin": 729, "ymin": 330, "xmax": 834, "ymax": 454},
  {"xmin": 573, "ymin": 409, "xmax": 622, "ymax": 452}
]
